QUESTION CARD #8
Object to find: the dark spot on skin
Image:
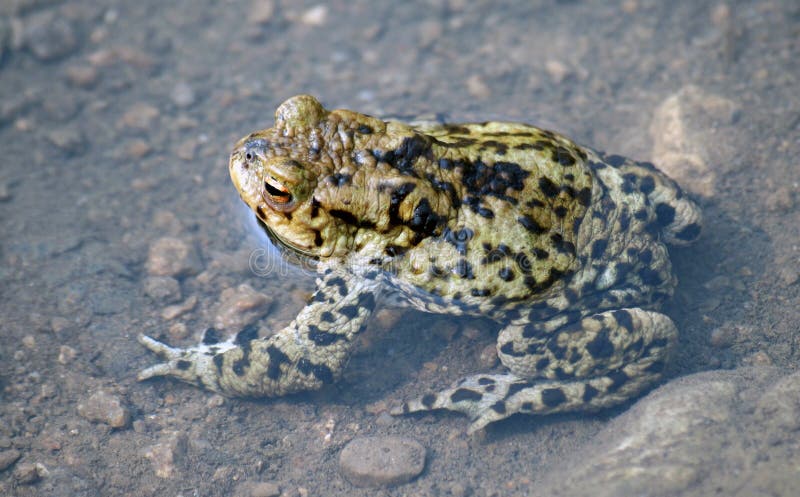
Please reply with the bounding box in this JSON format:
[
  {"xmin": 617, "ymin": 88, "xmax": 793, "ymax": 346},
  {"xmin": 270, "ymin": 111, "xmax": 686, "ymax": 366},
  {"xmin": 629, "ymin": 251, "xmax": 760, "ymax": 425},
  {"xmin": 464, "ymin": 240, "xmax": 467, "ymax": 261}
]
[
  {"xmin": 232, "ymin": 354, "xmax": 249, "ymax": 376},
  {"xmin": 506, "ymin": 382, "xmax": 529, "ymax": 398},
  {"xmin": 607, "ymin": 370, "xmax": 628, "ymax": 392},
  {"xmin": 384, "ymin": 245, "xmax": 407, "ymax": 257},
  {"xmin": 532, "ymin": 248, "xmax": 549, "ymax": 260},
  {"xmin": 297, "ymin": 358, "xmax": 334, "ymax": 384},
  {"xmin": 478, "ymin": 377, "xmax": 496, "ymax": 385},
  {"xmin": 491, "ymin": 401, "xmax": 507, "ymax": 414},
  {"xmin": 235, "ymin": 325, "xmax": 259, "ymax": 347},
  {"xmin": 480, "ymin": 140, "xmax": 509, "ymax": 155},
  {"xmin": 320, "ymin": 311, "xmax": 335, "ymax": 323},
  {"xmin": 518, "ymin": 215, "xmax": 547, "ymax": 234},
  {"xmin": 471, "ymin": 288, "xmax": 491, "ymax": 297},
  {"xmin": 421, "ymin": 394, "xmax": 437, "ymax": 408},
  {"xmin": 338, "ymin": 304, "xmax": 359, "ymax": 319},
  {"xmin": 675, "ymin": 223, "xmax": 701, "ymax": 241},
  {"xmin": 618, "ymin": 211, "xmax": 631, "ymax": 231},
  {"xmin": 454, "ymin": 259, "xmax": 475, "ymax": 279},
  {"xmin": 639, "ymin": 267, "xmax": 662, "ymax": 286},
  {"xmin": 314, "ymin": 230, "xmax": 323, "ymax": 247},
  {"xmin": 645, "ymin": 361, "xmax": 665, "ymax": 373},
  {"xmin": 538, "ymin": 177, "xmax": 560, "ymax": 198},
  {"xmin": 388, "ymin": 182, "xmax": 417, "ymax": 225},
  {"xmin": 591, "ymin": 239, "xmax": 608, "ymax": 259},
  {"xmin": 176, "ymin": 360, "xmax": 191, "ymax": 370},
  {"xmin": 522, "ymin": 322, "xmax": 546, "ymax": 339},
  {"xmin": 308, "ymin": 325, "xmax": 344, "ymax": 346},
  {"xmin": 357, "ymin": 124, "xmax": 373, "ymax": 134},
  {"xmin": 427, "ymin": 173, "xmax": 460, "ymax": 208},
  {"xmin": 612, "ymin": 309, "xmax": 635, "ymax": 333},
  {"xmin": 213, "ymin": 354, "xmax": 224, "ymax": 373},
  {"xmin": 583, "ymin": 384, "xmax": 599, "ymax": 402},
  {"xmin": 498, "ymin": 267, "xmax": 515, "ymax": 281},
  {"xmin": 384, "ymin": 135, "xmax": 433, "ymax": 175},
  {"xmin": 550, "ymin": 233, "xmax": 576, "ymax": 255},
  {"xmin": 443, "ymin": 227, "xmax": 474, "ymax": 256},
  {"xmin": 541, "ymin": 388, "xmax": 567, "ymax": 407},
  {"xmin": 327, "ymin": 276, "xmax": 348, "ymax": 297},
  {"xmin": 604, "ymin": 154, "xmax": 626, "ymax": 167},
  {"xmin": 326, "ymin": 173, "xmax": 352, "ymax": 187},
  {"xmin": 577, "ymin": 187, "xmax": 591, "ymax": 206},
  {"xmin": 554, "ymin": 367, "xmax": 571, "ymax": 380},
  {"xmin": 554, "ymin": 206, "xmax": 568, "ymax": 218},
  {"xmin": 330, "ymin": 209, "xmax": 359, "ymax": 226},
  {"xmin": 586, "ymin": 329, "xmax": 615, "ymax": 359},
  {"xmin": 639, "ymin": 176, "xmax": 655, "ymax": 194},
  {"xmin": 656, "ymin": 203, "xmax": 676, "ymax": 226},
  {"xmin": 547, "ymin": 340, "xmax": 567, "ymax": 360},
  {"xmin": 634, "ymin": 209, "xmax": 649, "ymax": 221},
  {"xmin": 265, "ymin": 345, "xmax": 290, "ymax": 380},
  {"xmin": 202, "ymin": 328, "xmax": 221, "ymax": 345},
  {"xmin": 450, "ymin": 388, "xmax": 483, "ymax": 403},
  {"xmin": 438, "ymin": 158, "xmax": 454, "ymax": 170},
  {"xmin": 357, "ymin": 292, "xmax": 376, "ymax": 312},
  {"xmin": 409, "ymin": 198, "xmax": 443, "ymax": 236}
]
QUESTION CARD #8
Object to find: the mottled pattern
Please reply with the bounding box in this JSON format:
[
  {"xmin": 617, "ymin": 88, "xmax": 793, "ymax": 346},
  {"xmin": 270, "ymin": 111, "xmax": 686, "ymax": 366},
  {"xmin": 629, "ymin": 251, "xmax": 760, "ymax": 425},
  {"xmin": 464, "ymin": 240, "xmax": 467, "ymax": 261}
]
[{"xmin": 139, "ymin": 95, "xmax": 702, "ymax": 433}]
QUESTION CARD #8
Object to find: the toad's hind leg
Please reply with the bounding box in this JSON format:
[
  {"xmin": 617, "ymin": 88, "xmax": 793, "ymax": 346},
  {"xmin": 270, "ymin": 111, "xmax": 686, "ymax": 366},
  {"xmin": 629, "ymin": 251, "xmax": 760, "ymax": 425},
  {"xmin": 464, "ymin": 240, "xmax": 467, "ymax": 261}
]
[{"xmin": 392, "ymin": 308, "xmax": 676, "ymax": 434}]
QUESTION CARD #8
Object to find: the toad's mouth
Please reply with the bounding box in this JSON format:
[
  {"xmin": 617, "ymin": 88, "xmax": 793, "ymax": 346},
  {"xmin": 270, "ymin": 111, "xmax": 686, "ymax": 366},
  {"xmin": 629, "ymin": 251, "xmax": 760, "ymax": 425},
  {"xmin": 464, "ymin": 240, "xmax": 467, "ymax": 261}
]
[{"xmin": 254, "ymin": 215, "xmax": 319, "ymax": 270}]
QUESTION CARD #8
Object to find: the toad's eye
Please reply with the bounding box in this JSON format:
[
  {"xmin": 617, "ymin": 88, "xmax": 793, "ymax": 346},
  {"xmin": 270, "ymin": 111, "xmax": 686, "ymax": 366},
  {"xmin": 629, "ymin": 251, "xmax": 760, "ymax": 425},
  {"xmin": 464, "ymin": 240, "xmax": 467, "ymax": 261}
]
[{"xmin": 264, "ymin": 177, "xmax": 292, "ymax": 205}]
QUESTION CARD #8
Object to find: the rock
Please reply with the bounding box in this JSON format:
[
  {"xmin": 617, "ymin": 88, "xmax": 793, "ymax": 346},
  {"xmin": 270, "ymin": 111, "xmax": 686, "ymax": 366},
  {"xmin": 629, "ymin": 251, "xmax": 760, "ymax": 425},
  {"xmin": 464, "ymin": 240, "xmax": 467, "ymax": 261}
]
[
  {"xmin": 13, "ymin": 462, "xmax": 48, "ymax": 484},
  {"xmin": 0, "ymin": 449, "xmax": 21, "ymax": 471},
  {"xmin": 214, "ymin": 283, "xmax": 271, "ymax": 333},
  {"xmin": 249, "ymin": 0, "xmax": 275, "ymax": 24},
  {"xmin": 46, "ymin": 126, "xmax": 87, "ymax": 156},
  {"xmin": 57, "ymin": 345, "xmax": 77, "ymax": 364},
  {"xmin": 146, "ymin": 237, "xmax": 202, "ymax": 277},
  {"xmin": 538, "ymin": 367, "xmax": 800, "ymax": 497},
  {"xmin": 0, "ymin": 181, "xmax": 10, "ymax": 201},
  {"xmin": 466, "ymin": 74, "xmax": 490, "ymax": 99},
  {"xmin": 300, "ymin": 5, "xmax": 327, "ymax": 26},
  {"xmin": 119, "ymin": 102, "xmax": 160, "ymax": 130},
  {"xmin": 161, "ymin": 295, "xmax": 197, "ymax": 321},
  {"xmin": 170, "ymin": 81, "xmax": 196, "ymax": 108},
  {"xmin": 77, "ymin": 390, "xmax": 131, "ymax": 428},
  {"xmin": 545, "ymin": 59, "xmax": 571, "ymax": 84},
  {"xmin": 339, "ymin": 436, "xmax": 426, "ymax": 487},
  {"xmin": 236, "ymin": 481, "xmax": 281, "ymax": 497},
  {"xmin": 64, "ymin": 64, "xmax": 99, "ymax": 88},
  {"xmin": 23, "ymin": 11, "xmax": 78, "ymax": 61},
  {"xmin": 650, "ymin": 85, "xmax": 740, "ymax": 197},
  {"xmin": 143, "ymin": 275, "xmax": 182, "ymax": 303},
  {"xmin": 142, "ymin": 431, "xmax": 188, "ymax": 478}
]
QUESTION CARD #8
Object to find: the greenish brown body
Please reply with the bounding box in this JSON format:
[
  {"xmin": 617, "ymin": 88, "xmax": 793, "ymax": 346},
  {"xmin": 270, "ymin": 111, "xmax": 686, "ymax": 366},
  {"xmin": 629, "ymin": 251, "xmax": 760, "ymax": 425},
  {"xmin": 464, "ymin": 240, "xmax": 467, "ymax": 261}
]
[{"xmin": 140, "ymin": 95, "xmax": 703, "ymax": 433}]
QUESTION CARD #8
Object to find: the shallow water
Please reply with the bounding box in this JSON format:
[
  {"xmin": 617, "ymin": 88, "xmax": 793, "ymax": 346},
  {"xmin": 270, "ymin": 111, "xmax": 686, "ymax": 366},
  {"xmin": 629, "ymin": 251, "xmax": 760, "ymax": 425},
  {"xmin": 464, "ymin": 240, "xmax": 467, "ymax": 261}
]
[{"xmin": 1, "ymin": 1, "xmax": 798, "ymax": 496}]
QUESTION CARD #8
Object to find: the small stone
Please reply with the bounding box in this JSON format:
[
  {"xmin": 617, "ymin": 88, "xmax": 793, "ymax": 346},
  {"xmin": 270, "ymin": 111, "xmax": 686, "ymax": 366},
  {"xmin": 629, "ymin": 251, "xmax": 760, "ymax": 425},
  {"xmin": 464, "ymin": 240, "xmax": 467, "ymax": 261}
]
[
  {"xmin": 13, "ymin": 462, "xmax": 48, "ymax": 484},
  {"xmin": 23, "ymin": 11, "xmax": 78, "ymax": 62},
  {"xmin": 709, "ymin": 327, "xmax": 735, "ymax": 348},
  {"xmin": 126, "ymin": 139, "xmax": 152, "ymax": 159},
  {"xmin": 778, "ymin": 266, "xmax": 799, "ymax": 287},
  {"xmin": 161, "ymin": 295, "xmax": 197, "ymax": 321},
  {"xmin": 711, "ymin": 3, "xmax": 730, "ymax": 26},
  {"xmin": 418, "ymin": 20, "xmax": 442, "ymax": 48},
  {"xmin": 143, "ymin": 275, "xmax": 182, "ymax": 303},
  {"xmin": 300, "ymin": 5, "xmax": 328, "ymax": 26},
  {"xmin": 339, "ymin": 436, "xmax": 426, "ymax": 487},
  {"xmin": 64, "ymin": 64, "xmax": 99, "ymax": 88},
  {"xmin": 143, "ymin": 431, "xmax": 188, "ymax": 478},
  {"xmin": 21, "ymin": 334, "xmax": 35, "ymax": 349},
  {"xmin": 77, "ymin": 390, "xmax": 131, "ymax": 428},
  {"xmin": 249, "ymin": 0, "xmax": 275, "ymax": 24},
  {"xmin": 58, "ymin": 345, "xmax": 77, "ymax": 364},
  {"xmin": 0, "ymin": 181, "xmax": 10, "ymax": 201},
  {"xmin": 0, "ymin": 449, "xmax": 21, "ymax": 471},
  {"xmin": 119, "ymin": 102, "xmax": 160, "ymax": 130},
  {"xmin": 650, "ymin": 85, "xmax": 739, "ymax": 197},
  {"xmin": 214, "ymin": 283, "xmax": 271, "ymax": 332},
  {"xmin": 765, "ymin": 186, "xmax": 794, "ymax": 212},
  {"xmin": 621, "ymin": 0, "xmax": 638, "ymax": 14},
  {"xmin": 545, "ymin": 59, "xmax": 571, "ymax": 84},
  {"xmin": 146, "ymin": 237, "xmax": 202, "ymax": 277},
  {"xmin": 170, "ymin": 81, "xmax": 196, "ymax": 108},
  {"xmin": 743, "ymin": 351, "xmax": 773, "ymax": 367},
  {"xmin": 207, "ymin": 394, "xmax": 225, "ymax": 408},
  {"xmin": 168, "ymin": 321, "xmax": 189, "ymax": 340},
  {"xmin": 239, "ymin": 481, "xmax": 281, "ymax": 497},
  {"xmin": 466, "ymin": 74, "xmax": 490, "ymax": 99},
  {"xmin": 47, "ymin": 127, "xmax": 87, "ymax": 156}
]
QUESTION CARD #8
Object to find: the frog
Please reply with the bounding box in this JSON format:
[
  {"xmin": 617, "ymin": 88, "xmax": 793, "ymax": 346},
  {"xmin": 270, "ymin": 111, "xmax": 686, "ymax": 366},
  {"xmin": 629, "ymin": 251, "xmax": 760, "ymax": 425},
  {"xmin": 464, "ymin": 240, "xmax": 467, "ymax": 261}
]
[{"xmin": 138, "ymin": 95, "xmax": 702, "ymax": 433}]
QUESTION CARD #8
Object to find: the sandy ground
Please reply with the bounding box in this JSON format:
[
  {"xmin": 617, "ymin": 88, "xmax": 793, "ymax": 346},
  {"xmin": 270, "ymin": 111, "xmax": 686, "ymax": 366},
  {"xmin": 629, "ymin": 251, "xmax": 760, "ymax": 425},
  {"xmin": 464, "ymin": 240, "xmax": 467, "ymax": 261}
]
[{"xmin": 0, "ymin": 1, "xmax": 798, "ymax": 496}]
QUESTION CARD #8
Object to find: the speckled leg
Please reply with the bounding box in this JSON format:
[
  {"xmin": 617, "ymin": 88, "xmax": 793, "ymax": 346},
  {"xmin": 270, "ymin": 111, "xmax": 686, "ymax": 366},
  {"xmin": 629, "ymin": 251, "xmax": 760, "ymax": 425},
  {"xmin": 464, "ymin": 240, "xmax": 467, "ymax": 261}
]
[
  {"xmin": 139, "ymin": 271, "xmax": 381, "ymax": 397},
  {"xmin": 393, "ymin": 308, "xmax": 676, "ymax": 433},
  {"xmin": 612, "ymin": 157, "xmax": 702, "ymax": 246}
]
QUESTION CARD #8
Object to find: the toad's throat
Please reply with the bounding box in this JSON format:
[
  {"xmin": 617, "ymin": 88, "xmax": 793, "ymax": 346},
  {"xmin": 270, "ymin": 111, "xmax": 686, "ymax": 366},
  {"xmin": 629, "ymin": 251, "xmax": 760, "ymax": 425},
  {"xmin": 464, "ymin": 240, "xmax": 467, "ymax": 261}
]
[{"xmin": 254, "ymin": 215, "xmax": 319, "ymax": 269}]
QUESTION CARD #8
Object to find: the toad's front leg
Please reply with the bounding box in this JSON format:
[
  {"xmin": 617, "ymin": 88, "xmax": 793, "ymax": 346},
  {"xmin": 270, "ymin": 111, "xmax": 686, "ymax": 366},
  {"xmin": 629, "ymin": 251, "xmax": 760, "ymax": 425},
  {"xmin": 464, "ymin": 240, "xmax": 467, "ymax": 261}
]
[{"xmin": 138, "ymin": 271, "xmax": 381, "ymax": 397}]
